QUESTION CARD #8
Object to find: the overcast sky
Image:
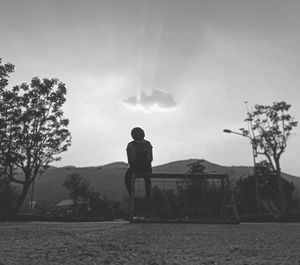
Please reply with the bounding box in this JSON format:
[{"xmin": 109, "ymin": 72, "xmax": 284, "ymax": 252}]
[{"xmin": 1, "ymin": 0, "xmax": 300, "ymax": 176}]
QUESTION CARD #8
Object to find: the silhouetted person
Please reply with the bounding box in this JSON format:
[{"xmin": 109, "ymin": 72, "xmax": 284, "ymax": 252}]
[{"xmin": 125, "ymin": 127, "xmax": 153, "ymax": 198}]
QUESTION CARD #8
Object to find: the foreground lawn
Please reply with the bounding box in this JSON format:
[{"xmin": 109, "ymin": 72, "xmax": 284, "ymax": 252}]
[{"xmin": 0, "ymin": 222, "xmax": 299, "ymax": 265}]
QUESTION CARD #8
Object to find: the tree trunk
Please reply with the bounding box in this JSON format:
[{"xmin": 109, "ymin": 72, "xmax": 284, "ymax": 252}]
[
  {"xmin": 275, "ymin": 160, "xmax": 286, "ymax": 212},
  {"xmin": 13, "ymin": 182, "xmax": 31, "ymax": 215},
  {"xmin": 253, "ymin": 167, "xmax": 261, "ymax": 213}
]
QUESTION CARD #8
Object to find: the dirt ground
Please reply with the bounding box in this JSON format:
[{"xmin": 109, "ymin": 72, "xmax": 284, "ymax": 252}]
[{"xmin": 0, "ymin": 222, "xmax": 299, "ymax": 265}]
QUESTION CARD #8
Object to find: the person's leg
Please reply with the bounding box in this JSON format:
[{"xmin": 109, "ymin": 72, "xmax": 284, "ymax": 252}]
[
  {"xmin": 144, "ymin": 177, "xmax": 151, "ymax": 198},
  {"xmin": 144, "ymin": 167, "xmax": 152, "ymax": 198},
  {"xmin": 124, "ymin": 168, "xmax": 133, "ymax": 195}
]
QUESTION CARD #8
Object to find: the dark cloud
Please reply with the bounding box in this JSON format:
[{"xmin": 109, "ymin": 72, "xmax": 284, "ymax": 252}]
[{"xmin": 123, "ymin": 89, "xmax": 178, "ymax": 110}]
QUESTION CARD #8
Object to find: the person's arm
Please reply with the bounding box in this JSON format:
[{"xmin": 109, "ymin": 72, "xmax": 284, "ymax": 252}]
[
  {"xmin": 148, "ymin": 142, "xmax": 153, "ymax": 162},
  {"xmin": 126, "ymin": 142, "xmax": 136, "ymax": 163}
]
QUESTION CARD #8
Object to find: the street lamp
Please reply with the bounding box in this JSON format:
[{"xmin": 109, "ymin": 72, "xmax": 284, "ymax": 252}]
[
  {"xmin": 223, "ymin": 128, "xmax": 261, "ymax": 213},
  {"xmin": 223, "ymin": 129, "xmax": 249, "ymax": 139},
  {"xmin": 223, "ymin": 129, "xmax": 232, "ymax": 134},
  {"xmin": 223, "ymin": 129, "xmax": 257, "ymax": 165}
]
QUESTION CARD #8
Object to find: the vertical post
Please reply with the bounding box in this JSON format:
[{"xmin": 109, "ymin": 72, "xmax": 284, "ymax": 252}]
[
  {"xmin": 198, "ymin": 177, "xmax": 205, "ymax": 219},
  {"xmin": 220, "ymin": 177, "xmax": 225, "ymax": 219},
  {"xmin": 129, "ymin": 173, "xmax": 136, "ymax": 222},
  {"xmin": 226, "ymin": 176, "xmax": 240, "ymax": 223},
  {"xmin": 245, "ymin": 101, "xmax": 261, "ymax": 214},
  {"xmin": 250, "ymin": 140, "xmax": 261, "ymax": 213}
]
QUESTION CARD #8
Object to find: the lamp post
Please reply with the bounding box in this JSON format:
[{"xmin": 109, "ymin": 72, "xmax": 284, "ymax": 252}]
[{"xmin": 223, "ymin": 129, "xmax": 261, "ymax": 213}]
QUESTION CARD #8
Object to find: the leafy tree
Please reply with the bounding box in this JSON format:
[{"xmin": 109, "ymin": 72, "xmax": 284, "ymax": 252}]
[
  {"xmin": 63, "ymin": 174, "xmax": 115, "ymax": 219},
  {"xmin": 151, "ymin": 185, "xmax": 168, "ymax": 218},
  {"xmin": 255, "ymin": 161, "xmax": 294, "ymax": 210},
  {"xmin": 63, "ymin": 173, "xmax": 91, "ymax": 217},
  {"xmin": 235, "ymin": 174, "xmax": 257, "ymax": 215},
  {"xmin": 187, "ymin": 159, "xmax": 206, "ymax": 174},
  {"xmin": 235, "ymin": 161, "xmax": 295, "ymax": 214},
  {"xmin": 0, "ymin": 59, "xmax": 15, "ymax": 184},
  {"xmin": 88, "ymin": 192, "xmax": 112, "ymax": 219},
  {"xmin": 63, "ymin": 173, "xmax": 91, "ymax": 205},
  {"xmin": 149, "ymin": 186, "xmax": 178, "ymax": 219},
  {"xmin": 0, "ymin": 59, "xmax": 14, "ymax": 90},
  {"xmin": 0, "ymin": 59, "xmax": 71, "ymax": 214},
  {"xmin": 175, "ymin": 160, "xmax": 209, "ymax": 218},
  {"xmin": 240, "ymin": 102, "xmax": 297, "ymax": 211}
]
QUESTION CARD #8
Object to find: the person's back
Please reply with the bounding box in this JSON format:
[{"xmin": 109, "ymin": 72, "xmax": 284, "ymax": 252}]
[
  {"xmin": 125, "ymin": 127, "xmax": 153, "ymax": 197},
  {"xmin": 127, "ymin": 138, "xmax": 152, "ymax": 172}
]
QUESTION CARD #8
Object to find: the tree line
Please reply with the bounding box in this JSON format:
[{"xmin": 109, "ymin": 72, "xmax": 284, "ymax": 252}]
[{"xmin": 52, "ymin": 160, "xmax": 298, "ymax": 220}]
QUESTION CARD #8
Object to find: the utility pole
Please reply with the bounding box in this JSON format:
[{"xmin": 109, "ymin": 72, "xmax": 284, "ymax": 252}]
[
  {"xmin": 244, "ymin": 101, "xmax": 261, "ymax": 214},
  {"xmin": 223, "ymin": 128, "xmax": 261, "ymax": 213}
]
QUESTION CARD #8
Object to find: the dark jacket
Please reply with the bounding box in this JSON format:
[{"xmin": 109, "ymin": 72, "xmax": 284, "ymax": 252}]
[{"xmin": 126, "ymin": 139, "xmax": 153, "ymax": 172}]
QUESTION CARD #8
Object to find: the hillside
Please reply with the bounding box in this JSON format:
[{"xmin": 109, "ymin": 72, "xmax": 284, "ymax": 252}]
[
  {"xmin": 26, "ymin": 159, "xmax": 300, "ymax": 209},
  {"xmin": 30, "ymin": 162, "xmax": 128, "ymax": 209}
]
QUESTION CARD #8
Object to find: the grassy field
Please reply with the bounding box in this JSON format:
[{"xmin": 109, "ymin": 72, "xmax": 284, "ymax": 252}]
[{"xmin": 0, "ymin": 222, "xmax": 299, "ymax": 265}]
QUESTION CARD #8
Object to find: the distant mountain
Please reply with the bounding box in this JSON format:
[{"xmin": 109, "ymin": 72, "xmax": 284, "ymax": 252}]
[
  {"xmin": 29, "ymin": 162, "xmax": 128, "ymax": 209},
  {"xmin": 25, "ymin": 159, "xmax": 300, "ymax": 209}
]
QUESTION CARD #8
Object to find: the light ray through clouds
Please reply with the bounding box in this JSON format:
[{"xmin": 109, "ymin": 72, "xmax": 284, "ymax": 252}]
[
  {"xmin": 1, "ymin": 0, "xmax": 300, "ymax": 175},
  {"xmin": 119, "ymin": 0, "xmax": 201, "ymax": 112},
  {"xmin": 123, "ymin": 89, "xmax": 178, "ymax": 112}
]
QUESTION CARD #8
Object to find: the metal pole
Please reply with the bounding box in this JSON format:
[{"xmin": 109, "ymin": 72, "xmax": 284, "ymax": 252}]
[
  {"xmin": 249, "ymin": 140, "xmax": 261, "ymax": 213},
  {"xmin": 244, "ymin": 101, "xmax": 261, "ymax": 213},
  {"xmin": 223, "ymin": 128, "xmax": 261, "ymax": 213},
  {"xmin": 129, "ymin": 173, "xmax": 136, "ymax": 222}
]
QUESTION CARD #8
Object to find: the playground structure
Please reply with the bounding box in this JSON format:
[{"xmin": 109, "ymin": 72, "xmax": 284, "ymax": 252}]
[{"xmin": 129, "ymin": 173, "xmax": 240, "ymax": 224}]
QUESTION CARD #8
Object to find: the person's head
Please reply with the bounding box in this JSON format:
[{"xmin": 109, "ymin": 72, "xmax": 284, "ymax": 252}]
[{"xmin": 131, "ymin": 127, "xmax": 145, "ymax": 140}]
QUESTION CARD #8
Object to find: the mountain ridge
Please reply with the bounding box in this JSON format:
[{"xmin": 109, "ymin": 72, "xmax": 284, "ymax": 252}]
[{"xmin": 26, "ymin": 159, "xmax": 300, "ymax": 210}]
